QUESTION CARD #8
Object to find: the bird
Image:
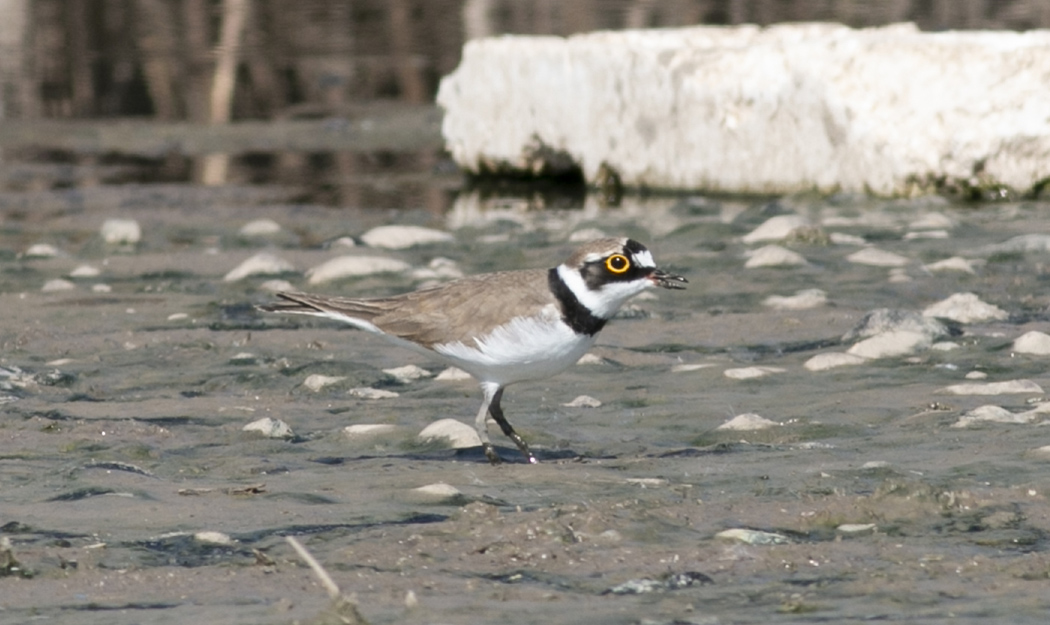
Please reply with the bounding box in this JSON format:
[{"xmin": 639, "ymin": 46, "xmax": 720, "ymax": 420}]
[{"xmin": 258, "ymin": 237, "xmax": 686, "ymax": 464}]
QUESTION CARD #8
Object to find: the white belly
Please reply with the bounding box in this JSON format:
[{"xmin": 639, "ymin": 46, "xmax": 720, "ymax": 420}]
[{"xmin": 433, "ymin": 307, "xmax": 595, "ymax": 385}]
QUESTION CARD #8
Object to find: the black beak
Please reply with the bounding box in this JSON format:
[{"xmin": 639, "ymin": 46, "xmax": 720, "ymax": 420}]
[{"xmin": 648, "ymin": 268, "xmax": 687, "ymax": 290}]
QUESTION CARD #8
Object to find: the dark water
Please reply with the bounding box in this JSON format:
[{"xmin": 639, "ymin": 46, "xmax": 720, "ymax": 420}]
[{"xmin": 2, "ymin": 184, "xmax": 1050, "ymax": 624}]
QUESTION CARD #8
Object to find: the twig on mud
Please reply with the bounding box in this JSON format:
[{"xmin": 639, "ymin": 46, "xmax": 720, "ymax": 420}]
[{"xmin": 285, "ymin": 535, "xmax": 370, "ymax": 625}]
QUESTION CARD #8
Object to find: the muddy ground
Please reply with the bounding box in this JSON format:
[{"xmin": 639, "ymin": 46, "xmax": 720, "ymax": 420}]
[{"xmin": 2, "ymin": 183, "xmax": 1050, "ymax": 624}]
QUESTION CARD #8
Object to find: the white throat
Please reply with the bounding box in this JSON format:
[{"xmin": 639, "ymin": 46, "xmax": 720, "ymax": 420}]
[{"xmin": 555, "ymin": 263, "xmax": 650, "ymax": 319}]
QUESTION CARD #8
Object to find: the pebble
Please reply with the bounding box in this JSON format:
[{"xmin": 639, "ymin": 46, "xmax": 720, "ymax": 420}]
[
  {"xmin": 980, "ymin": 233, "xmax": 1050, "ymax": 255},
  {"xmin": 716, "ymin": 413, "xmax": 779, "ymax": 430},
  {"xmin": 861, "ymin": 460, "xmax": 890, "ymax": 469},
  {"xmin": 716, "ymin": 528, "xmax": 790, "ymax": 545},
  {"xmin": 837, "ymin": 523, "xmax": 877, "ymax": 534},
  {"xmin": 418, "ymin": 419, "xmax": 481, "ymax": 448},
  {"xmin": 343, "ymin": 423, "xmax": 398, "ymax": 440},
  {"xmin": 223, "ymin": 252, "xmax": 295, "ymax": 282},
  {"xmin": 762, "ymin": 288, "xmax": 827, "ymax": 310},
  {"xmin": 562, "ymin": 395, "xmax": 602, "ymax": 408},
  {"xmin": 91, "ymin": 284, "xmax": 112, "ymax": 293},
  {"xmin": 41, "ymin": 279, "xmax": 75, "ymax": 292},
  {"xmin": 744, "ymin": 244, "xmax": 807, "ymax": 268},
  {"xmin": 409, "ymin": 483, "xmax": 463, "ymax": 502},
  {"xmin": 1030, "ymin": 446, "xmax": 1050, "ymax": 458},
  {"xmin": 829, "ymin": 232, "xmax": 866, "ymax": 245},
  {"xmin": 435, "ymin": 367, "xmax": 472, "ymax": 381},
  {"xmin": 923, "ymin": 292, "xmax": 1008, "ymax": 323},
  {"xmin": 965, "ymin": 370, "xmax": 988, "ymax": 379},
  {"xmin": 843, "ymin": 308, "xmax": 949, "ymax": 342},
  {"xmin": 258, "ymin": 279, "xmax": 296, "ymax": 292},
  {"xmin": 671, "ymin": 363, "xmax": 715, "ymax": 373},
  {"xmin": 846, "ymin": 330, "xmax": 932, "ymax": 359},
  {"xmin": 228, "ymin": 352, "xmax": 257, "ymax": 364},
  {"xmin": 1013, "ymin": 331, "xmax": 1050, "ymax": 355},
  {"xmin": 410, "ymin": 257, "xmax": 464, "ymax": 281},
  {"xmin": 100, "ymin": 218, "xmax": 141, "ymax": 244},
  {"xmin": 383, "ymin": 364, "xmax": 432, "ymax": 384},
  {"xmin": 939, "ymin": 379, "xmax": 1043, "ymax": 395},
  {"xmin": 239, "ymin": 218, "xmax": 282, "ymax": 236},
  {"xmin": 924, "ymin": 256, "xmax": 977, "ymax": 274},
  {"xmin": 951, "ymin": 405, "xmax": 1041, "ymax": 428},
  {"xmin": 804, "ymin": 352, "xmax": 867, "ymax": 371},
  {"xmin": 741, "ymin": 214, "xmax": 810, "ymax": 243},
  {"xmin": 846, "ymin": 247, "xmax": 909, "ymax": 267},
  {"xmin": 168, "ymin": 313, "xmax": 189, "ymax": 321},
  {"xmin": 302, "ymin": 374, "xmax": 346, "ymax": 392},
  {"xmin": 24, "ymin": 243, "xmax": 60, "ymax": 258},
  {"xmin": 306, "ymin": 255, "xmax": 410, "ymax": 284},
  {"xmin": 904, "ymin": 229, "xmax": 949, "ymax": 240},
  {"xmin": 194, "ymin": 531, "xmax": 234, "ymax": 545},
  {"xmin": 931, "ymin": 341, "xmax": 960, "ymax": 351},
  {"xmin": 909, "ymin": 212, "xmax": 955, "ymax": 230},
  {"xmin": 69, "ymin": 265, "xmax": 101, "ymax": 278},
  {"xmin": 360, "ymin": 225, "xmax": 454, "ymax": 249},
  {"xmin": 576, "ymin": 353, "xmax": 607, "ymax": 366},
  {"xmin": 723, "ymin": 366, "xmax": 785, "ymax": 380},
  {"xmin": 242, "ymin": 417, "xmax": 294, "ymax": 439},
  {"xmin": 349, "ymin": 387, "xmax": 400, "ymax": 399}
]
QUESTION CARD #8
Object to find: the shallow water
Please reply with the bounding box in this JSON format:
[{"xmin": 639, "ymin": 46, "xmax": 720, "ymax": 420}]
[{"xmin": 2, "ymin": 186, "xmax": 1050, "ymax": 624}]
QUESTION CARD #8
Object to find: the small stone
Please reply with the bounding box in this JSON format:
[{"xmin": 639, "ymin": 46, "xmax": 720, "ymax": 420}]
[
  {"xmin": 383, "ymin": 364, "xmax": 432, "ymax": 384},
  {"xmin": 716, "ymin": 528, "xmax": 790, "ymax": 545},
  {"xmin": 418, "ymin": 418, "xmax": 481, "ymax": 448},
  {"xmin": 576, "ymin": 353, "xmax": 606, "ymax": 366},
  {"xmin": 343, "ymin": 424, "xmax": 398, "ymax": 440},
  {"xmin": 847, "ymin": 330, "xmax": 931, "ymax": 359},
  {"xmin": 410, "ymin": 483, "xmax": 462, "ymax": 501},
  {"xmin": 1030, "ymin": 446, "xmax": 1050, "ymax": 458},
  {"xmin": 194, "ymin": 531, "xmax": 234, "ymax": 545},
  {"xmin": 404, "ymin": 590, "xmax": 419, "ymax": 611},
  {"xmin": 243, "ymin": 417, "xmax": 294, "ymax": 439},
  {"xmin": 847, "ymin": 247, "xmax": 909, "ymax": 267},
  {"xmin": 410, "ymin": 257, "xmax": 464, "ymax": 281},
  {"xmin": 980, "ymin": 234, "xmax": 1050, "ymax": 255},
  {"xmin": 723, "ymin": 366, "xmax": 785, "ymax": 380},
  {"xmin": 435, "ymin": 367, "xmax": 472, "ymax": 381},
  {"xmin": 939, "ymin": 380, "xmax": 1043, "ymax": 396},
  {"xmin": 1013, "ymin": 331, "xmax": 1050, "ymax": 355},
  {"xmin": 168, "ymin": 313, "xmax": 189, "ymax": 321},
  {"xmin": 843, "ymin": 308, "xmax": 950, "ymax": 342},
  {"xmin": 306, "ymin": 255, "xmax": 411, "ymax": 284},
  {"xmin": 741, "ymin": 214, "xmax": 810, "ymax": 244},
  {"xmin": 360, "ymin": 225, "xmax": 454, "ymax": 249},
  {"xmin": 69, "ymin": 265, "xmax": 101, "ymax": 278},
  {"xmin": 24, "ymin": 243, "xmax": 60, "ymax": 257},
  {"xmin": 909, "ymin": 213, "xmax": 955, "ymax": 230},
  {"xmin": 224, "ymin": 252, "xmax": 295, "ymax": 282},
  {"xmin": 100, "ymin": 218, "xmax": 141, "ymax": 244},
  {"xmin": 837, "ymin": 523, "xmax": 877, "ymax": 534},
  {"xmin": 41, "ymin": 279, "xmax": 75, "ymax": 292},
  {"xmin": 239, "ymin": 218, "xmax": 282, "ymax": 236},
  {"xmin": 923, "ymin": 292, "xmax": 1008, "ymax": 324},
  {"xmin": 861, "ymin": 460, "xmax": 890, "ymax": 469},
  {"xmin": 904, "ymin": 229, "xmax": 949, "ymax": 240},
  {"xmin": 303, "ymin": 374, "xmax": 346, "ymax": 392},
  {"xmin": 716, "ymin": 413, "xmax": 779, "ymax": 430},
  {"xmin": 349, "ymin": 387, "xmax": 399, "ymax": 399},
  {"xmin": 744, "ymin": 244, "xmax": 807, "ymax": 268},
  {"xmin": 924, "ymin": 257, "xmax": 977, "ymax": 274},
  {"xmin": 951, "ymin": 405, "xmax": 1037, "ymax": 428},
  {"xmin": 563, "ymin": 395, "xmax": 602, "ymax": 408},
  {"xmin": 829, "ymin": 232, "xmax": 866, "ymax": 245},
  {"xmin": 762, "ymin": 288, "xmax": 827, "ymax": 310},
  {"xmin": 671, "ymin": 363, "xmax": 715, "ymax": 373},
  {"xmin": 229, "ymin": 352, "xmax": 256, "ymax": 364},
  {"xmin": 965, "ymin": 370, "xmax": 988, "ymax": 379},
  {"xmin": 804, "ymin": 352, "xmax": 867, "ymax": 371},
  {"xmin": 259, "ymin": 279, "xmax": 295, "ymax": 292},
  {"xmin": 930, "ymin": 341, "xmax": 960, "ymax": 351},
  {"xmin": 91, "ymin": 284, "xmax": 112, "ymax": 293}
]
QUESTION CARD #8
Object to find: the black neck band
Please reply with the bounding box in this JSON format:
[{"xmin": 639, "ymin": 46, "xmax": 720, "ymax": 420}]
[{"xmin": 548, "ymin": 267, "xmax": 607, "ymax": 336}]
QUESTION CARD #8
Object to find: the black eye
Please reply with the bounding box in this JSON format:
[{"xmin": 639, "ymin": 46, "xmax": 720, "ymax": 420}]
[{"xmin": 605, "ymin": 254, "xmax": 630, "ymax": 274}]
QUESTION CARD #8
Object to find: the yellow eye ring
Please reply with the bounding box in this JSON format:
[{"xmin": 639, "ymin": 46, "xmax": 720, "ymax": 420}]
[{"xmin": 605, "ymin": 254, "xmax": 631, "ymax": 274}]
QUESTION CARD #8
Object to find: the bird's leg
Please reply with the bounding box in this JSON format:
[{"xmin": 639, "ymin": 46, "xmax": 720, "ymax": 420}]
[
  {"xmin": 475, "ymin": 383, "xmax": 503, "ymax": 464},
  {"xmin": 487, "ymin": 386, "xmax": 537, "ymax": 464}
]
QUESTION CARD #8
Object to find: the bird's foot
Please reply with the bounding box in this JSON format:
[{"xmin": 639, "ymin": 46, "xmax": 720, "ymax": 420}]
[{"xmin": 483, "ymin": 443, "xmax": 503, "ymax": 465}]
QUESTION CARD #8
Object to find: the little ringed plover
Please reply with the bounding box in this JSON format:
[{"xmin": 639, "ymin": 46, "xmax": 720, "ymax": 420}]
[{"xmin": 259, "ymin": 237, "xmax": 686, "ymax": 464}]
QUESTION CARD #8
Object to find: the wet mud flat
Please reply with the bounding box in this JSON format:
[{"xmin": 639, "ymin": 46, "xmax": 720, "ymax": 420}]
[{"xmin": 2, "ymin": 185, "xmax": 1050, "ymax": 624}]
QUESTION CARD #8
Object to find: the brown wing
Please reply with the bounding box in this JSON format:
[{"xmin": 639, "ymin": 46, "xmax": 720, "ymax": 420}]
[{"xmin": 262, "ymin": 269, "xmax": 557, "ymax": 348}]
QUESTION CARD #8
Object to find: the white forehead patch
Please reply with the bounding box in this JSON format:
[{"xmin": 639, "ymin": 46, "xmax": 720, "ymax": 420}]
[
  {"xmin": 582, "ymin": 252, "xmax": 605, "ymax": 264},
  {"xmin": 632, "ymin": 249, "xmax": 656, "ymax": 268}
]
